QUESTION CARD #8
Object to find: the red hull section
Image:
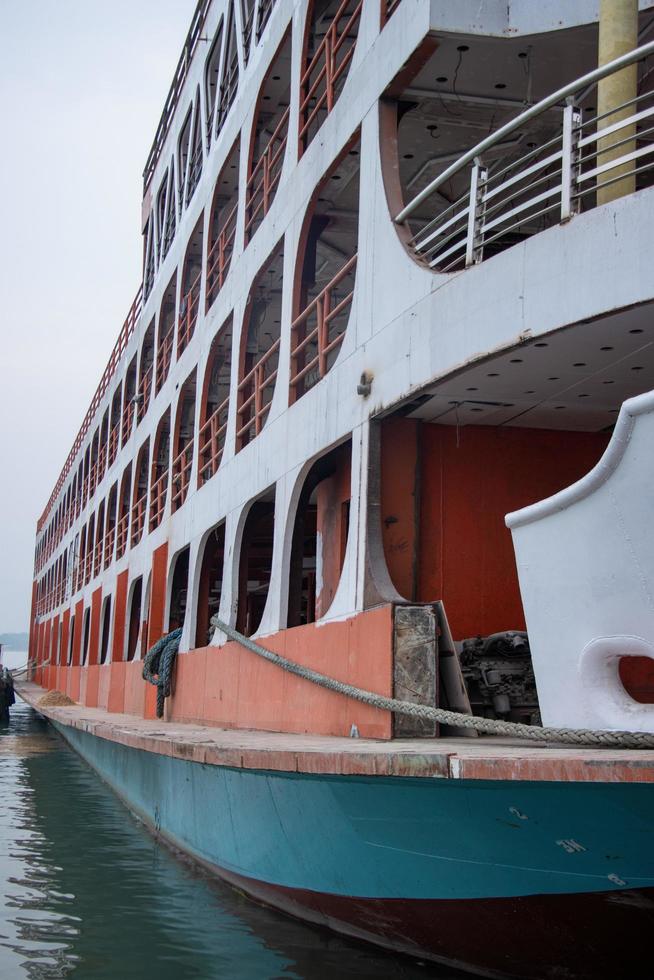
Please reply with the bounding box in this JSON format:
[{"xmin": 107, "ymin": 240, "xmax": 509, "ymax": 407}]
[{"xmin": 219, "ymin": 868, "xmax": 652, "ymax": 980}]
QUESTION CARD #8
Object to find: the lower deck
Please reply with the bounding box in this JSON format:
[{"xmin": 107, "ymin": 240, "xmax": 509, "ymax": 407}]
[{"xmin": 16, "ymin": 681, "xmax": 654, "ymax": 784}]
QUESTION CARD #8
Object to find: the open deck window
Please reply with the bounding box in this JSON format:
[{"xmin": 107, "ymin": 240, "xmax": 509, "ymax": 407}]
[
  {"xmin": 206, "ymin": 139, "xmax": 239, "ymax": 309},
  {"xmin": 256, "ymin": 0, "xmax": 278, "ymax": 43},
  {"xmin": 131, "ymin": 441, "xmax": 150, "ymax": 547},
  {"xmin": 67, "ymin": 613, "xmax": 75, "ymax": 666},
  {"xmin": 236, "ymin": 240, "xmax": 284, "ymax": 451},
  {"xmin": 299, "ymin": 0, "xmax": 362, "ymax": 156},
  {"xmin": 177, "ymin": 105, "xmax": 193, "ymax": 215},
  {"xmin": 104, "ymin": 482, "xmax": 117, "ymax": 568},
  {"xmin": 144, "ymin": 219, "xmax": 155, "ymax": 299},
  {"xmin": 99, "ymin": 595, "xmax": 112, "ymax": 665},
  {"xmin": 216, "ymin": 2, "xmax": 239, "ymax": 138},
  {"xmin": 85, "ymin": 513, "xmax": 95, "ymax": 585},
  {"xmin": 237, "ymin": 491, "xmax": 275, "ymax": 636},
  {"xmin": 245, "ymin": 31, "xmax": 291, "ymax": 244},
  {"xmin": 178, "ymin": 217, "xmax": 203, "ymax": 357},
  {"xmin": 287, "ymin": 441, "xmax": 351, "ymax": 626},
  {"xmin": 89, "ymin": 430, "xmax": 100, "ymax": 496},
  {"xmin": 137, "ymin": 321, "xmax": 155, "ymax": 424},
  {"xmin": 195, "ymin": 521, "xmax": 225, "ymax": 647},
  {"xmin": 121, "ymin": 357, "xmax": 137, "ymax": 446},
  {"xmin": 109, "ymin": 387, "xmax": 122, "ymax": 466},
  {"xmin": 94, "ymin": 501, "xmax": 104, "ymax": 578},
  {"xmin": 126, "ymin": 577, "xmax": 143, "ymax": 661},
  {"xmin": 186, "ymin": 90, "xmax": 203, "ymax": 206},
  {"xmin": 290, "ymin": 134, "xmax": 359, "ymax": 401},
  {"xmin": 156, "ymin": 273, "xmax": 177, "ymax": 393},
  {"xmin": 169, "ymin": 547, "xmax": 190, "ymax": 632},
  {"xmin": 199, "ymin": 315, "xmax": 232, "ymax": 486},
  {"xmin": 172, "ymin": 372, "xmax": 196, "ymax": 512},
  {"xmin": 240, "ymin": 0, "xmax": 255, "ymax": 63},
  {"xmin": 150, "ymin": 409, "xmax": 170, "ymax": 532},
  {"xmin": 162, "ymin": 167, "xmax": 177, "ymax": 260},
  {"xmin": 99, "ymin": 411, "xmax": 109, "ymax": 482},
  {"xmin": 116, "ymin": 464, "xmax": 132, "ymax": 560},
  {"xmin": 81, "ymin": 608, "xmax": 90, "ymax": 666},
  {"xmin": 156, "ymin": 169, "xmax": 170, "ymax": 263},
  {"xmin": 205, "ymin": 20, "xmax": 224, "ymax": 145}
]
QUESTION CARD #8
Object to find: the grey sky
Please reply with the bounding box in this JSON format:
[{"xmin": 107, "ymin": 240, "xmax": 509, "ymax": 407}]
[{"xmin": 0, "ymin": 0, "xmax": 197, "ymax": 632}]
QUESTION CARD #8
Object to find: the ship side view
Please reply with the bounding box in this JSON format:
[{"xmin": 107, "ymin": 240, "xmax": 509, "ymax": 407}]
[{"xmin": 19, "ymin": 1, "xmax": 654, "ymax": 977}]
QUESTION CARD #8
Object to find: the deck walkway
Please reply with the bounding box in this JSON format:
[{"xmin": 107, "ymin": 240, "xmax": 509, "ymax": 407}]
[{"xmin": 15, "ymin": 681, "xmax": 654, "ymax": 783}]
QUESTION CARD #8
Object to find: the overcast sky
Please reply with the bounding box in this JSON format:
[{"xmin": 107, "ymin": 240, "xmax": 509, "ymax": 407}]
[{"xmin": 0, "ymin": 0, "xmax": 197, "ymax": 633}]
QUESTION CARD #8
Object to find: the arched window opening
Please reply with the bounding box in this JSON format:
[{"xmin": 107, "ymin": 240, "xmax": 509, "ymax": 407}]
[
  {"xmin": 162, "ymin": 166, "xmax": 177, "ymax": 260},
  {"xmin": 94, "ymin": 501, "xmax": 105, "ymax": 578},
  {"xmin": 99, "ymin": 595, "xmax": 112, "ymax": 665},
  {"xmin": 76, "ymin": 460, "xmax": 84, "ymax": 516},
  {"xmin": 82, "ymin": 446, "xmax": 90, "ymax": 507},
  {"xmin": 75, "ymin": 527, "xmax": 85, "ymax": 592},
  {"xmin": 99, "ymin": 410, "xmax": 109, "ymax": 483},
  {"xmin": 236, "ymin": 241, "xmax": 284, "ymax": 450},
  {"xmin": 121, "ymin": 356, "xmax": 137, "ymax": 446},
  {"xmin": 240, "ymin": 0, "xmax": 255, "ymax": 63},
  {"xmin": 104, "ymin": 483, "xmax": 118, "ymax": 568},
  {"xmin": 172, "ymin": 372, "xmax": 196, "ymax": 512},
  {"xmin": 299, "ymin": 0, "xmax": 362, "ymax": 156},
  {"xmin": 137, "ymin": 320, "xmax": 155, "ymax": 424},
  {"xmin": 169, "ymin": 547, "xmax": 190, "ymax": 631},
  {"xmin": 206, "ymin": 139, "xmax": 239, "ymax": 309},
  {"xmin": 178, "ymin": 105, "xmax": 193, "ymax": 214},
  {"xmin": 150, "ymin": 410, "xmax": 171, "ymax": 531},
  {"xmin": 237, "ymin": 492, "xmax": 275, "ymax": 636},
  {"xmin": 245, "ymin": 32, "xmax": 291, "ymax": 243},
  {"xmin": 126, "ymin": 578, "xmax": 143, "ymax": 661},
  {"xmin": 156, "ymin": 274, "xmax": 177, "ymax": 393},
  {"xmin": 205, "ymin": 21, "xmax": 224, "ymax": 144},
  {"xmin": 116, "ymin": 464, "xmax": 132, "ymax": 560},
  {"xmin": 216, "ymin": 2, "xmax": 239, "ymax": 138},
  {"xmin": 256, "ymin": 0, "xmax": 278, "ymax": 43},
  {"xmin": 85, "ymin": 513, "xmax": 95, "ymax": 584},
  {"xmin": 144, "ymin": 219, "xmax": 155, "ymax": 299},
  {"xmin": 290, "ymin": 135, "xmax": 360, "ymax": 401},
  {"xmin": 109, "ymin": 387, "xmax": 122, "ymax": 466},
  {"xmin": 195, "ymin": 522, "xmax": 225, "ymax": 647},
  {"xmin": 81, "ymin": 607, "xmax": 91, "ymax": 666},
  {"xmin": 287, "ymin": 441, "xmax": 351, "ymax": 626},
  {"xmin": 131, "ymin": 440, "xmax": 150, "ymax": 546},
  {"xmin": 178, "ymin": 217, "xmax": 204, "ymax": 357},
  {"xmin": 199, "ymin": 315, "xmax": 233, "ymax": 485},
  {"xmin": 186, "ymin": 91, "xmax": 203, "ymax": 206},
  {"xmin": 68, "ymin": 613, "xmax": 75, "ymax": 666},
  {"xmin": 89, "ymin": 430, "xmax": 100, "ymax": 496},
  {"xmin": 156, "ymin": 169, "xmax": 170, "ymax": 263}
]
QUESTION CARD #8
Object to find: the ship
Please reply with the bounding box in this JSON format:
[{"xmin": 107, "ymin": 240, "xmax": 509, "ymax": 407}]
[{"xmin": 19, "ymin": 1, "xmax": 654, "ymax": 977}]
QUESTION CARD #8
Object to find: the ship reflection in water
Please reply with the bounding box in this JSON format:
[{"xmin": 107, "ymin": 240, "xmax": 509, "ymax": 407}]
[{"xmin": 0, "ymin": 701, "xmax": 464, "ymax": 979}]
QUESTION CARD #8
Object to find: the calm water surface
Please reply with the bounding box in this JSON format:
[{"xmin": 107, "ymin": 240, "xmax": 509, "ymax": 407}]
[{"xmin": 0, "ymin": 699, "xmax": 465, "ymax": 980}]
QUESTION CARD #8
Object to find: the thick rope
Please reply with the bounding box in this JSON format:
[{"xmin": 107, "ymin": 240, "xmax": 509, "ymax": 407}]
[
  {"xmin": 142, "ymin": 628, "xmax": 182, "ymax": 718},
  {"xmin": 210, "ymin": 615, "xmax": 654, "ymax": 749}
]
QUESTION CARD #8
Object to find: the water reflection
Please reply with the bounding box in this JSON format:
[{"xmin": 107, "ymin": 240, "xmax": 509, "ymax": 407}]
[{"xmin": 0, "ymin": 702, "xmax": 464, "ymax": 979}]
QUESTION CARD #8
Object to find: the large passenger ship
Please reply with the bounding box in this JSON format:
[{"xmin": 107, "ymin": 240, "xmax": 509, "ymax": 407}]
[{"xmin": 22, "ymin": 1, "xmax": 654, "ymax": 976}]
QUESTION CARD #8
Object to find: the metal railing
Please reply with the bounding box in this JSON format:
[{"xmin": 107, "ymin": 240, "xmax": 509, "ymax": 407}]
[
  {"xmin": 137, "ymin": 365, "xmax": 153, "ymax": 424},
  {"xmin": 108, "ymin": 423, "xmax": 120, "ymax": 467},
  {"xmin": 171, "ymin": 443, "xmax": 194, "ymax": 511},
  {"xmin": 237, "ymin": 339, "xmax": 280, "ymax": 447},
  {"xmin": 397, "ymin": 40, "xmax": 654, "ymax": 273},
  {"xmin": 156, "ymin": 327, "xmax": 175, "ymax": 393},
  {"xmin": 177, "ymin": 272, "xmax": 202, "ymax": 356},
  {"xmin": 381, "ymin": 0, "xmax": 401, "ymax": 26},
  {"xmin": 116, "ymin": 513, "xmax": 129, "ymax": 559},
  {"xmin": 206, "ymin": 201, "xmax": 237, "ymax": 307},
  {"xmin": 245, "ymin": 108, "xmax": 289, "ymax": 242},
  {"xmin": 103, "ymin": 524, "xmax": 115, "ymax": 569},
  {"xmin": 149, "ymin": 468, "xmax": 169, "ymax": 531},
  {"xmin": 198, "ymin": 395, "xmax": 229, "ymax": 484},
  {"xmin": 131, "ymin": 493, "xmax": 147, "ymax": 546},
  {"xmin": 290, "ymin": 254, "xmax": 356, "ymax": 399},
  {"xmin": 299, "ymin": 0, "xmax": 362, "ymax": 152},
  {"xmin": 121, "ymin": 398, "xmax": 135, "ymax": 447}
]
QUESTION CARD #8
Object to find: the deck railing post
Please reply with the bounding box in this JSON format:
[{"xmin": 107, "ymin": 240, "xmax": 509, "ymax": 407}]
[
  {"xmin": 561, "ymin": 101, "xmax": 582, "ymax": 222},
  {"xmin": 465, "ymin": 159, "xmax": 487, "ymax": 267}
]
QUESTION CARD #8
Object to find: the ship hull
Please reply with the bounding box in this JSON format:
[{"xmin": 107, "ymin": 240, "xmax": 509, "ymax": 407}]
[{"xmin": 50, "ymin": 719, "xmax": 653, "ymax": 979}]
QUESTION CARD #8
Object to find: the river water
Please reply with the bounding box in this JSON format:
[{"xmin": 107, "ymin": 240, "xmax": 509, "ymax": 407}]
[{"xmin": 0, "ymin": 696, "xmax": 464, "ymax": 980}]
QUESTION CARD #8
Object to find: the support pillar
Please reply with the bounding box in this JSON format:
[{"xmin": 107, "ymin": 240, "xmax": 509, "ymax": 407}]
[{"xmin": 597, "ymin": 0, "xmax": 638, "ymax": 204}]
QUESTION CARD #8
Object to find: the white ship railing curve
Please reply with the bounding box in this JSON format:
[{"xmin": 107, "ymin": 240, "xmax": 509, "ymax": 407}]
[{"xmin": 396, "ymin": 40, "xmax": 654, "ymax": 272}]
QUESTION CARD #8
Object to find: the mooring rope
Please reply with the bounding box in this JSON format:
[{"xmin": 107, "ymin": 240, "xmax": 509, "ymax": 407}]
[
  {"xmin": 210, "ymin": 615, "xmax": 654, "ymax": 749},
  {"xmin": 142, "ymin": 628, "xmax": 182, "ymax": 718}
]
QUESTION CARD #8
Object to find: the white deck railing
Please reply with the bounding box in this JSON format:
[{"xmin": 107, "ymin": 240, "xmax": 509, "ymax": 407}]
[{"xmin": 396, "ymin": 41, "xmax": 654, "ymax": 272}]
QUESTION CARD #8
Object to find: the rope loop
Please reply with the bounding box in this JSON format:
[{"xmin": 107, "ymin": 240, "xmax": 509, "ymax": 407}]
[
  {"xmin": 210, "ymin": 615, "xmax": 654, "ymax": 749},
  {"xmin": 142, "ymin": 628, "xmax": 182, "ymax": 718}
]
